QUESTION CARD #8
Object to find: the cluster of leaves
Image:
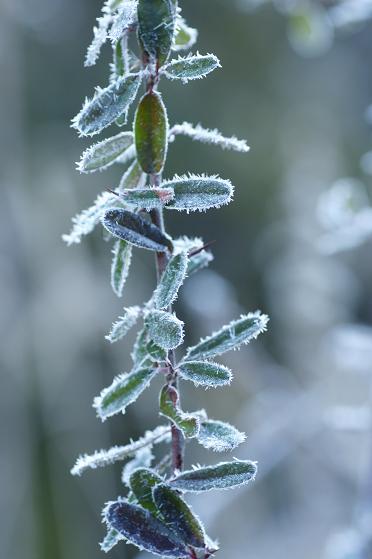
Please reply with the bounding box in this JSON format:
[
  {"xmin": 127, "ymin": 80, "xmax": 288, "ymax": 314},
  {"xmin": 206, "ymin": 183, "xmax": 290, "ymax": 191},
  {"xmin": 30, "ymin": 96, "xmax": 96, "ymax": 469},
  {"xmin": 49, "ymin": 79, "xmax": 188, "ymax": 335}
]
[{"xmin": 66, "ymin": 1, "xmax": 268, "ymax": 557}]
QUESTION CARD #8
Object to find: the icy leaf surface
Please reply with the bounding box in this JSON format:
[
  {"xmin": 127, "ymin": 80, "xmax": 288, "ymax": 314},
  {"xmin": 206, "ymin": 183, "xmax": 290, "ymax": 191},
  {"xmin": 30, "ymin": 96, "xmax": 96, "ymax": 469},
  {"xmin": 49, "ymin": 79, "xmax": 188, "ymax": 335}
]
[
  {"xmin": 153, "ymin": 251, "xmax": 188, "ymax": 309},
  {"xmin": 185, "ymin": 311, "xmax": 269, "ymax": 360},
  {"xmin": 163, "ymin": 174, "xmax": 234, "ymax": 212},
  {"xmin": 177, "ymin": 361, "xmax": 232, "ymax": 388},
  {"xmin": 106, "ymin": 306, "xmax": 141, "ymax": 343},
  {"xmin": 111, "ymin": 239, "xmax": 133, "ymax": 297},
  {"xmin": 170, "ymin": 460, "xmax": 257, "ymax": 492},
  {"xmin": 162, "ymin": 53, "xmax": 220, "ymax": 82},
  {"xmin": 146, "ymin": 310, "xmax": 184, "ymax": 350},
  {"xmin": 78, "ymin": 132, "xmax": 133, "ymax": 173}
]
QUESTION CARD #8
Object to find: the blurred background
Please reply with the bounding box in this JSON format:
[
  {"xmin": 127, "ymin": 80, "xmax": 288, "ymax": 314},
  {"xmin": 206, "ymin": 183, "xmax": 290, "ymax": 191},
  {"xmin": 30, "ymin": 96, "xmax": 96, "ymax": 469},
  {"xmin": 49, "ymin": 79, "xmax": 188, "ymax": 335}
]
[{"xmin": 1, "ymin": 0, "xmax": 372, "ymax": 558}]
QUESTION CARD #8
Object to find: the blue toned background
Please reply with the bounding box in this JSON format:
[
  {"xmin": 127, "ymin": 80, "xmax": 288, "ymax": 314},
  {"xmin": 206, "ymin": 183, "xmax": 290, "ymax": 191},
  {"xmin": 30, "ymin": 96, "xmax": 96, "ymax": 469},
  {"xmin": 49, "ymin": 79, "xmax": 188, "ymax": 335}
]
[{"xmin": 1, "ymin": 1, "xmax": 372, "ymax": 558}]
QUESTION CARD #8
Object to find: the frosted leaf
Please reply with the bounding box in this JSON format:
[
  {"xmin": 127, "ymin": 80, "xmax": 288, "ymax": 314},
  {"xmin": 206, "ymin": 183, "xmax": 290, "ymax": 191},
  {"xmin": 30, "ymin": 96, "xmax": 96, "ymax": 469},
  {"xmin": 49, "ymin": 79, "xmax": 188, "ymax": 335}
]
[
  {"xmin": 153, "ymin": 483, "xmax": 206, "ymax": 550},
  {"xmin": 173, "ymin": 236, "xmax": 214, "ymax": 276},
  {"xmin": 129, "ymin": 468, "xmax": 163, "ymax": 513},
  {"xmin": 62, "ymin": 192, "xmax": 120, "ymax": 246},
  {"xmin": 102, "ymin": 208, "xmax": 173, "ymax": 252},
  {"xmin": 163, "ymin": 174, "xmax": 234, "ymax": 212},
  {"xmin": 134, "ymin": 91, "xmax": 169, "ymax": 174},
  {"xmin": 119, "ymin": 159, "xmax": 146, "ymax": 191},
  {"xmin": 77, "ymin": 132, "xmax": 134, "ymax": 173},
  {"xmin": 72, "ymin": 74, "xmax": 141, "ymax": 136},
  {"xmin": 153, "ymin": 251, "xmax": 188, "ymax": 309},
  {"xmin": 105, "ymin": 500, "xmax": 189, "ymax": 557},
  {"xmin": 169, "ymin": 460, "xmax": 257, "ymax": 492},
  {"xmin": 100, "ymin": 528, "xmax": 125, "ymax": 553},
  {"xmin": 172, "ymin": 17, "xmax": 198, "ymax": 51},
  {"xmin": 111, "ymin": 239, "xmax": 133, "ymax": 297},
  {"xmin": 159, "ymin": 385, "xmax": 200, "ymax": 438},
  {"xmin": 106, "ymin": 305, "xmax": 141, "ymax": 343},
  {"xmin": 117, "ymin": 187, "xmax": 174, "ymax": 210},
  {"xmin": 184, "ymin": 311, "xmax": 269, "ymax": 361},
  {"xmin": 197, "ymin": 419, "xmax": 246, "ymax": 452},
  {"xmin": 131, "ymin": 326, "xmax": 167, "ymax": 368},
  {"xmin": 177, "ymin": 361, "xmax": 232, "ymax": 388},
  {"xmin": 162, "ymin": 53, "xmax": 221, "ymax": 82},
  {"xmin": 122, "ymin": 447, "xmax": 154, "ymax": 485},
  {"xmin": 137, "ymin": 0, "xmax": 175, "ymax": 66},
  {"xmin": 85, "ymin": 13, "xmax": 112, "ymax": 68},
  {"xmin": 146, "ymin": 310, "xmax": 184, "ymax": 350},
  {"xmin": 170, "ymin": 121, "xmax": 250, "ymax": 153},
  {"xmin": 109, "ymin": 1, "xmax": 138, "ymax": 43},
  {"xmin": 71, "ymin": 425, "xmax": 170, "ymax": 476},
  {"xmin": 93, "ymin": 367, "xmax": 158, "ymax": 420}
]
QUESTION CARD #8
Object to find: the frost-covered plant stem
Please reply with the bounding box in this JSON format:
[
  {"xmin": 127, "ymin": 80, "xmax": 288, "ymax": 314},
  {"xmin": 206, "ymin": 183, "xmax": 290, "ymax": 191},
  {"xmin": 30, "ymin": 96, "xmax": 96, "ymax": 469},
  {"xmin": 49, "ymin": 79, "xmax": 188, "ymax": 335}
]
[{"xmin": 66, "ymin": 2, "xmax": 268, "ymax": 557}]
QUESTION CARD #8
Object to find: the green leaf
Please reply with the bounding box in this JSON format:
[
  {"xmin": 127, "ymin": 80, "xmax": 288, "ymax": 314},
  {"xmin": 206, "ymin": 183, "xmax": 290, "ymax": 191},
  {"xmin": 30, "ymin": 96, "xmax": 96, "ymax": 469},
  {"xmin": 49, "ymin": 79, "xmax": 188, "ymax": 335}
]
[
  {"xmin": 177, "ymin": 361, "xmax": 232, "ymax": 388},
  {"xmin": 105, "ymin": 500, "xmax": 189, "ymax": 558},
  {"xmin": 94, "ymin": 367, "xmax": 158, "ymax": 420},
  {"xmin": 103, "ymin": 208, "xmax": 173, "ymax": 252},
  {"xmin": 159, "ymin": 385, "xmax": 199, "ymax": 438},
  {"xmin": 77, "ymin": 131, "xmax": 133, "ymax": 173},
  {"xmin": 153, "ymin": 483, "xmax": 206, "ymax": 549},
  {"xmin": 71, "ymin": 425, "xmax": 170, "ymax": 476},
  {"xmin": 111, "ymin": 239, "xmax": 133, "ymax": 297},
  {"xmin": 146, "ymin": 310, "xmax": 184, "ymax": 350},
  {"xmin": 162, "ymin": 53, "xmax": 220, "ymax": 82},
  {"xmin": 184, "ymin": 311, "xmax": 269, "ymax": 361},
  {"xmin": 173, "ymin": 236, "xmax": 214, "ymax": 276},
  {"xmin": 170, "ymin": 460, "xmax": 257, "ymax": 492},
  {"xmin": 137, "ymin": 0, "xmax": 175, "ymax": 66},
  {"xmin": 118, "ymin": 159, "xmax": 146, "ymax": 191},
  {"xmin": 134, "ymin": 91, "xmax": 168, "ymax": 174},
  {"xmin": 100, "ymin": 528, "xmax": 124, "ymax": 553},
  {"xmin": 122, "ymin": 447, "xmax": 154, "ymax": 485},
  {"xmin": 163, "ymin": 174, "xmax": 234, "ymax": 212},
  {"xmin": 129, "ymin": 468, "xmax": 163, "ymax": 513},
  {"xmin": 106, "ymin": 306, "xmax": 141, "ymax": 343},
  {"xmin": 117, "ymin": 187, "xmax": 174, "ymax": 210},
  {"xmin": 173, "ymin": 18, "xmax": 198, "ymax": 52},
  {"xmin": 153, "ymin": 251, "xmax": 188, "ymax": 309},
  {"xmin": 72, "ymin": 74, "xmax": 141, "ymax": 136},
  {"xmin": 197, "ymin": 419, "xmax": 246, "ymax": 452}
]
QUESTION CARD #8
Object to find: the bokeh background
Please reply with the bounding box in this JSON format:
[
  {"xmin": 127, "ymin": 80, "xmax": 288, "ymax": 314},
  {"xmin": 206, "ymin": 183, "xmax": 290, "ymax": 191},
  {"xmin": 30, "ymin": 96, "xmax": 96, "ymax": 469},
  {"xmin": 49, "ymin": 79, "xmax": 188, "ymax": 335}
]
[{"xmin": 2, "ymin": 1, "xmax": 372, "ymax": 558}]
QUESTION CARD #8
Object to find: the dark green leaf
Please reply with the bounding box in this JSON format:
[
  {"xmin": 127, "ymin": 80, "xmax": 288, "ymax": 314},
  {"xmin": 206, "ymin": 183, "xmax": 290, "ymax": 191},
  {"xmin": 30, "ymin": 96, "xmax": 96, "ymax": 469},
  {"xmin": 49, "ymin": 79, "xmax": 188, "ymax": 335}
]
[
  {"xmin": 134, "ymin": 91, "xmax": 168, "ymax": 174},
  {"xmin": 129, "ymin": 468, "xmax": 163, "ymax": 513},
  {"xmin": 103, "ymin": 208, "xmax": 173, "ymax": 252},
  {"xmin": 105, "ymin": 500, "xmax": 189, "ymax": 557},
  {"xmin": 137, "ymin": 0, "xmax": 175, "ymax": 66},
  {"xmin": 153, "ymin": 483, "xmax": 206, "ymax": 549}
]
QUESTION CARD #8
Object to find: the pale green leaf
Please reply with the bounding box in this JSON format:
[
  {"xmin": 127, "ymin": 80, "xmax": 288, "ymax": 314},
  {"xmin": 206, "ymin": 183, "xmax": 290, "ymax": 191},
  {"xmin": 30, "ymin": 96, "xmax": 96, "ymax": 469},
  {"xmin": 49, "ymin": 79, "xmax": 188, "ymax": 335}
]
[
  {"xmin": 163, "ymin": 174, "xmax": 234, "ymax": 212},
  {"xmin": 94, "ymin": 367, "xmax": 158, "ymax": 420},
  {"xmin": 153, "ymin": 251, "xmax": 188, "ymax": 309},
  {"xmin": 106, "ymin": 305, "xmax": 141, "ymax": 343},
  {"xmin": 170, "ymin": 460, "xmax": 257, "ymax": 492},
  {"xmin": 118, "ymin": 159, "xmax": 146, "ymax": 191},
  {"xmin": 177, "ymin": 361, "xmax": 232, "ymax": 387},
  {"xmin": 197, "ymin": 419, "xmax": 246, "ymax": 452},
  {"xmin": 77, "ymin": 131, "xmax": 133, "ymax": 173},
  {"xmin": 146, "ymin": 310, "xmax": 184, "ymax": 350},
  {"xmin": 162, "ymin": 53, "xmax": 220, "ymax": 82},
  {"xmin": 184, "ymin": 311, "xmax": 269, "ymax": 361},
  {"xmin": 111, "ymin": 239, "xmax": 133, "ymax": 297},
  {"xmin": 117, "ymin": 187, "xmax": 174, "ymax": 210}
]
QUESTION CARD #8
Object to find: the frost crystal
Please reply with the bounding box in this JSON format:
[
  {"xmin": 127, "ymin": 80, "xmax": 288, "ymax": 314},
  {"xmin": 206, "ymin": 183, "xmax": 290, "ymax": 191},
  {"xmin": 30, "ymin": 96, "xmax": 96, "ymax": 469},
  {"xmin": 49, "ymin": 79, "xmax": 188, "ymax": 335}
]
[
  {"xmin": 170, "ymin": 121, "xmax": 250, "ymax": 152},
  {"xmin": 197, "ymin": 419, "xmax": 246, "ymax": 452},
  {"xmin": 170, "ymin": 460, "xmax": 257, "ymax": 492},
  {"xmin": 71, "ymin": 425, "xmax": 170, "ymax": 476},
  {"xmin": 100, "ymin": 528, "xmax": 125, "ymax": 553},
  {"xmin": 109, "ymin": 1, "xmax": 138, "ymax": 43},
  {"xmin": 85, "ymin": 13, "xmax": 113, "ymax": 68}
]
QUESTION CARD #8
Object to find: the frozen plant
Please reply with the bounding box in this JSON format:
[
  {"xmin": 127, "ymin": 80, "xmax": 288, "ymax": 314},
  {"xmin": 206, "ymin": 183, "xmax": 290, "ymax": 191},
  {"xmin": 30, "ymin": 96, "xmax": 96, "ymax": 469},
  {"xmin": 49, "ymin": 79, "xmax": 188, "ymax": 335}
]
[{"xmin": 66, "ymin": 1, "xmax": 269, "ymax": 557}]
